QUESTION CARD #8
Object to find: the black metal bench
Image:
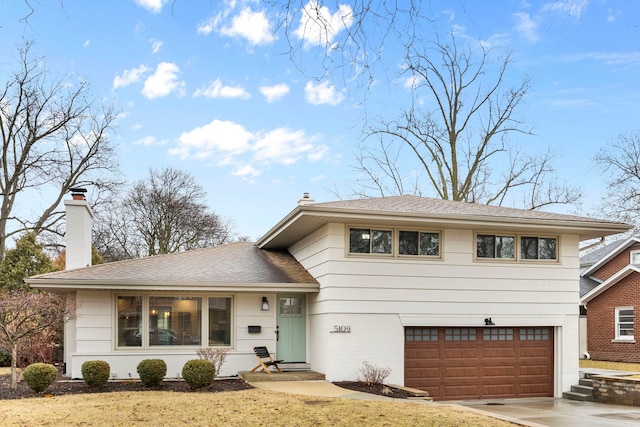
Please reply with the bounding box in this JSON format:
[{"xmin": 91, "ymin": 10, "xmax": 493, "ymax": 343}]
[{"xmin": 250, "ymin": 346, "xmax": 283, "ymax": 374}]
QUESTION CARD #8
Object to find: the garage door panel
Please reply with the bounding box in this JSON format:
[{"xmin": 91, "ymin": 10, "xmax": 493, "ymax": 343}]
[{"xmin": 405, "ymin": 327, "xmax": 553, "ymax": 401}]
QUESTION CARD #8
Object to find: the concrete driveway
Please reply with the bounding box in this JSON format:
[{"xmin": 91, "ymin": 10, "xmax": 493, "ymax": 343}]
[{"xmin": 454, "ymin": 397, "xmax": 640, "ymax": 427}]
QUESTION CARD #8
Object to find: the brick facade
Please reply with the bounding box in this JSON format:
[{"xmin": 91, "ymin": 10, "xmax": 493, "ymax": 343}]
[
  {"xmin": 591, "ymin": 245, "xmax": 640, "ymax": 282},
  {"xmin": 586, "ymin": 273, "xmax": 640, "ymax": 362}
]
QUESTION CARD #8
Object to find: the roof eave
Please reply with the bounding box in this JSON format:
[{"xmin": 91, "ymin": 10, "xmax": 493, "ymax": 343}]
[{"xmin": 27, "ymin": 279, "xmax": 319, "ymax": 293}]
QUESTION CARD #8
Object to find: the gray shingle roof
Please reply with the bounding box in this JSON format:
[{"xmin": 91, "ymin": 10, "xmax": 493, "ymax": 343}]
[{"xmin": 27, "ymin": 242, "xmax": 318, "ymax": 288}]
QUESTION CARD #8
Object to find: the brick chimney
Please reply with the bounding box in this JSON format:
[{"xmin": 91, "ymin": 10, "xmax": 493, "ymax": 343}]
[
  {"xmin": 64, "ymin": 188, "xmax": 93, "ymax": 269},
  {"xmin": 297, "ymin": 192, "xmax": 315, "ymax": 206}
]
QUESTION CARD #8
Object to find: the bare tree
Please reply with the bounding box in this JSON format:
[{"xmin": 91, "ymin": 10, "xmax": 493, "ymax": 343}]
[
  {"xmin": 0, "ymin": 291, "xmax": 76, "ymax": 389},
  {"xmin": 93, "ymin": 167, "xmax": 233, "ymax": 260},
  {"xmin": 355, "ymin": 35, "xmax": 580, "ymax": 209},
  {"xmin": 0, "ymin": 42, "xmax": 120, "ymax": 264},
  {"xmin": 593, "ymin": 131, "xmax": 640, "ymax": 229}
]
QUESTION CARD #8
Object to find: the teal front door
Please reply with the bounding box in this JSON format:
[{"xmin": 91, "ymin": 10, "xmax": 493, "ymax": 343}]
[{"xmin": 276, "ymin": 294, "xmax": 306, "ymax": 362}]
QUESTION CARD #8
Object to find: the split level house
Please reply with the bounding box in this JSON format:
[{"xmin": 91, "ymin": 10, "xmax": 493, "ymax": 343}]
[
  {"xmin": 26, "ymin": 191, "xmax": 630, "ymax": 401},
  {"xmin": 580, "ymin": 236, "xmax": 640, "ymax": 363}
]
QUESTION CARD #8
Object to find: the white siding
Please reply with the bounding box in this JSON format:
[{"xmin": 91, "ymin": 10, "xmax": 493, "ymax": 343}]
[{"xmin": 290, "ymin": 224, "xmax": 581, "ymax": 395}]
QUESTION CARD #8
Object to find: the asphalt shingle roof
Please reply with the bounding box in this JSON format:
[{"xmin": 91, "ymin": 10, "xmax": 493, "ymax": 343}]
[{"xmin": 28, "ymin": 242, "xmax": 318, "ymax": 285}]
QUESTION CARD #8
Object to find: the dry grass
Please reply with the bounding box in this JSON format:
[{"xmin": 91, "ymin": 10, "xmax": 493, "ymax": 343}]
[
  {"xmin": 0, "ymin": 388, "xmax": 517, "ymax": 427},
  {"xmin": 579, "ymin": 359, "xmax": 640, "ymax": 372}
]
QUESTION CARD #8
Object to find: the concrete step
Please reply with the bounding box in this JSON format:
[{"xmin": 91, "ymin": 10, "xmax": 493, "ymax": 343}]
[
  {"xmin": 579, "ymin": 378, "xmax": 593, "ymax": 387},
  {"xmin": 571, "ymin": 384, "xmax": 594, "ymax": 395},
  {"xmin": 563, "ymin": 390, "xmax": 593, "ymax": 401},
  {"xmin": 279, "ymin": 362, "xmax": 311, "ymax": 372},
  {"xmin": 238, "ymin": 370, "xmax": 325, "ymax": 382}
]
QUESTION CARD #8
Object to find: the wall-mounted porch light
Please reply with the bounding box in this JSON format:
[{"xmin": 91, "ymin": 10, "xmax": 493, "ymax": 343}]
[
  {"xmin": 261, "ymin": 297, "xmax": 270, "ymax": 311},
  {"xmin": 484, "ymin": 317, "xmax": 495, "ymax": 326}
]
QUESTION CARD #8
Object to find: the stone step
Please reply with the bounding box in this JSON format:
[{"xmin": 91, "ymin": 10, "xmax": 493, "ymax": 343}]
[
  {"xmin": 563, "ymin": 390, "xmax": 593, "ymax": 402},
  {"xmin": 571, "ymin": 384, "xmax": 594, "ymax": 395},
  {"xmin": 579, "ymin": 378, "xmax": 593, "ymax": 387}
]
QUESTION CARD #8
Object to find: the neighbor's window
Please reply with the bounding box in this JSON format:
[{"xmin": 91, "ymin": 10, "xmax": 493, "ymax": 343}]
[
  {"xmin": 349, "ymin": 228, "xmax": 392, "ymax": 254},
  {"xmin": 615, "ymin": 307, "xmax": 634, "ymax": 340},
  {"xmin": 399, "ymin": 231, "xmax": 440, "ymax": 256},
  {"xmin": 631, "ymin": 250, "xmax": 640, "ymax": 265},
  {"xmin": 209, "ymin": 297, "xmax": 231, "ymax": 346},
  {"xmin": 521, "ymin": 237, "xmax": 557, "ymax": 260},
  {"xmin": 476, "ymin": 234, "xmax": 515, "ymax": 259},
  {"xmin": 149, "ymin": 296, "xmax": 202, "ymax": 346}
]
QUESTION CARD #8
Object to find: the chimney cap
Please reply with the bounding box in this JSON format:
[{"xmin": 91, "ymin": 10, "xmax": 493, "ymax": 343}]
[{"xmin": 70, "ymin": 187, "xmax": 87, "ymax": 194}]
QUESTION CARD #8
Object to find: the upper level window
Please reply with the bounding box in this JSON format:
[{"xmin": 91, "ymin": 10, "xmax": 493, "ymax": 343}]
[
  {"xmin": 349, "ymin": 228, "xmax": 392, "ymax": 254},
  {"xmin": 615, "ymin": 307, "xmax": 634, "ymax": 340},
  {"xmin": 399, "ymin": 230, "xmax": 440, "ymax": 256},
  {"xmin": 521, "ymin": 237, "xmax": 557, "ymax": 260},
  {"xmin": 631, "ymin": 250, "xmax": 640, "ymax": 265},
  {"xmin": 476, "ymin": 234, "xmax": 515, "ymax": 259}
]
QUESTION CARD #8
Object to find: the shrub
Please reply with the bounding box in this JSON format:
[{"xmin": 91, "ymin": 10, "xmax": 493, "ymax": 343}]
[
  {"xmin": 182, "ymin": 359, "xmax": 216, "ymax": 390},
  {"xmin": 0, "ymin": 348, "xmax": 10, "ymax": 367},
  {"xmin": 22, "ymin": 363, "xmax": 58, "ymax": 392},
  {"xmin": 196, "ymin": 347, "xmax": 228, "ymax": 376},
  {"xmin": 357, "ymin": 361, "xmax": 391, "ymax": 386},
  {"xmin": 81, "ymin": 360, "xmax": 110, "ymax": 388},
  {"xmin": 136, "ymin": 359, "xmax": 166, "ymax": 387}
]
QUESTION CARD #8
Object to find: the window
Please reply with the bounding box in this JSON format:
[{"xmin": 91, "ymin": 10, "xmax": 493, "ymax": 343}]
[
  {"xmin": 349, "ymin": 228, "xmax": 392, "ymax": 254},
  {"xmin": 399, "ymin": 231, "xmax": 440, "ymax": 256},
  {"xmin": 117, "ymin": 295, "xmax": 231, "ymax": 349},
  {"xmin": 483, "ymin": 328, "xmax": 514, "ymax": 341},
  {"xmin": 445, "ymin": 328, "xmax": 476, "ymax": 341},
  {"xmin": 476, "ymin": 234, "xmax": 515, "ymax": 259},
  {"xmin": 631, "ymin": 250, "xmax": 640, "ymax": 265},
  {"xmin": 521, "ymin": 237, "xmax": 557, "ymax": 260},
  {"xmin": 520, "ymin": 328, "xmax": 550, "ymax": 341},
  {"xmin": 616, "ymin": 307, "xmax": 634, "ymax": 340},
  {"xmin": 405, "ymin": 328, "xmax": 439, "ymax": 341},
  {"xmin": 209, "ymin": 297, "xmax": 231, "ymax": 346}
]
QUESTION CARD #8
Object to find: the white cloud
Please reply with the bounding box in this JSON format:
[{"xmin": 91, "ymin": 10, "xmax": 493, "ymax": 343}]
[
  {"xmin": 294, "ymin": 0, "xmax": 353, "ymax": 48},
  {"xmin": 149, "ymin": 39, "xmax": 163, "ymax": 54},
  {"xmin": 513, "ymin": 12, "xmax": 539, "ymax": 42},
  {"xmin": 193, "ymin": 79, "xmax": 251, "ymax": 99},
  {"xmin": 170, "ymin": 119, "xmax": 328, "ymax": 175},
  {"xmin": 541, "ymin": 0, "xmax": 588, "ymax": 18},
  {"xmin": 113, "ymin": 65, "xmax": 149, "ymax": 90},
  {"xmin": 219, "ymin": 7, "xmax": 275, "ymax": 45},
  {"xmin": 171, "ymin": 119, "xmax": 254, "ymax": 161},
  {"xmin": 259, "ymin": 83, "xmax": 290, "ymax": 103},
  {"xmin": 135, "ymin": 0, "xmax": 168, "ymax": 14},
  {"xmin": 83, "ymin": 40, "xmax": 90, "ymax": 48},
  {"xmin": 304, "ymin": 81, "xmax": 345, "ymax": 105},
  {"xmin": 133, "ymin": 136, "xmax": 167, "ymax": 146},
  {"xmin": 141, "ymin": 62, "xmax": 185, "ymax": 99},
  {"xmin": 197, "ymin": 17, "xmax": 217, "ymax": 35}
]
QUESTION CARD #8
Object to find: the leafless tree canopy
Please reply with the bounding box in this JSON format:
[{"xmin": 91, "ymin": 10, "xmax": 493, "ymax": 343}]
[
  {"xmin": 0, "ymin": 291, "xmax": 76, "ymax": 389},
  {"xmin": 0, "ymin": 42, "xmax": 120, "ymax": 264},
  {"xmin": 353, "ymin": 35, "xmax": 580, "ymax": 209},
  {"xmin": 93, "ymin": 167, "xmax": 233, "ymax": 261},
  {"xmin": 594, "ymin": 131, "xmax": 640, "ymax": 229}
]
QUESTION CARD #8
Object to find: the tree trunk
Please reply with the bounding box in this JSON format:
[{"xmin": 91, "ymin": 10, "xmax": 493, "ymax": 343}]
[{"xmin": 10, "ymin": 342, "xmax": 18, "ymax": 390}]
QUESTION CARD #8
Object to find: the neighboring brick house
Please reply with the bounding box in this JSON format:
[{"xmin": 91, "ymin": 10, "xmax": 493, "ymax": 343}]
[{"xmin": 581, "ymin": 236, "xmax": 640, "ymax": 362}]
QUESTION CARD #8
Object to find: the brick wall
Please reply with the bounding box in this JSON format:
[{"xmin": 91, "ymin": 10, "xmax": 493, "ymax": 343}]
[
  {"xmin": 591, "ymin": 246, "xmax": 639, "ymax": 281},
  {"xmin": 587, "ymin": 273, "xmax": 640, "ymax": 362}
]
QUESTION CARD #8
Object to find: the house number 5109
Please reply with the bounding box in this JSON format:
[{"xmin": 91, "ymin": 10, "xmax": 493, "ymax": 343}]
[{"xmin": 332, "ymin": 325, "xmax": 351, "ymax": 333}]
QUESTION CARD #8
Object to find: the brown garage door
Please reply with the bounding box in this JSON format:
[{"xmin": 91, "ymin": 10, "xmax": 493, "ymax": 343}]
[{"xmin": 405, "ymin": 327, "xmax": 553, "ymax": 400}]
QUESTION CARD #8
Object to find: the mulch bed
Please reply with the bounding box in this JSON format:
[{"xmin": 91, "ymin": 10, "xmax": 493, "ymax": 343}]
[{"xmin": 0, "ymin": 371, "xmax": 410, "ymax": 400}]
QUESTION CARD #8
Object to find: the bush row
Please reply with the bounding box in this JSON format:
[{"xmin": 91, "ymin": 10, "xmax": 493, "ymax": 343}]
[{"xmin": 22, "ymin": 358, "xmax": 219, "ymax": 393}]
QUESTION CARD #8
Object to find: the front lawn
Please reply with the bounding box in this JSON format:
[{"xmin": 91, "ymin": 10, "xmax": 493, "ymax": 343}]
[{"xmin": 0, "ymin": 387, "xmax": 517, "ymax": 427}]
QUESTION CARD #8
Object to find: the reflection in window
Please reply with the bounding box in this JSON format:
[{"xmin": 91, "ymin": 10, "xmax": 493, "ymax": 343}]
[
  {"xmin": 349, "ymin": 228, "xmax": 392, "ymax": 254},
  {"xmin": 149, "ymin": 296, "xmax": 201, "ymax": 346},
  {"xmin": 209, "ymin": 297, "xmax": 231, "ymax": 346},
  {"xmin": 280, "ymin": 297, "xmax": 303, "ymax": 315},
  {"xmin": 399, "ymin": 231, "xmax": 440, "ymax": 256},
  {"xmin": 477, "ymin": 234, "xmax": 515, "ymax": 259},
  {"xmin": 521, "ymin": 237, "xmax": 557, "ymax": 260},
  {"xmin": 118, "ymin": 296, "xmax": 142, "ymax": 347}
]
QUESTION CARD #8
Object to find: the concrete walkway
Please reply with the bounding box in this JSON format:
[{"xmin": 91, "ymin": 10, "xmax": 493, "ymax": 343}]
[{"xmin": 249, "ymin": 380, "xmax": 408, "ymax": 401}]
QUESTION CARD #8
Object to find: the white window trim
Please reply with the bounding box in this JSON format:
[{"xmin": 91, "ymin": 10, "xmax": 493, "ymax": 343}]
[
  {"xmin": 631, "ymin": 250, "xmax": 640, "ymax": 265},
  {"xmin": 614, "ymin": 306, "xmax": 635, "ymax": 342}
]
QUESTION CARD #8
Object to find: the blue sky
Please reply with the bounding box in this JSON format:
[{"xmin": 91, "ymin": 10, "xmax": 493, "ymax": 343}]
[{"xmin": 1, "ymin": 0, "xmax": 639, "ymax": 240}]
